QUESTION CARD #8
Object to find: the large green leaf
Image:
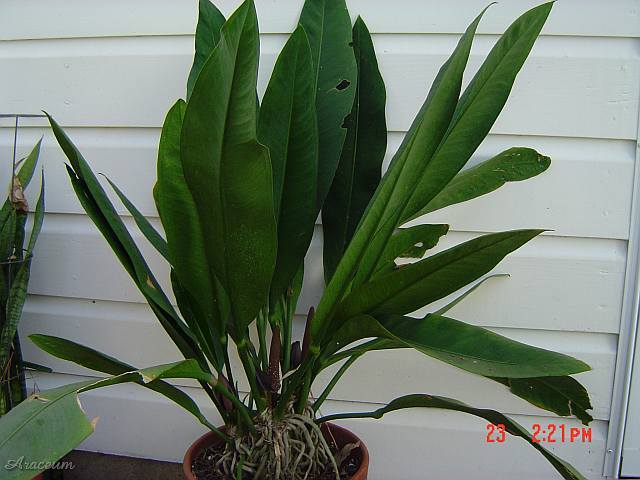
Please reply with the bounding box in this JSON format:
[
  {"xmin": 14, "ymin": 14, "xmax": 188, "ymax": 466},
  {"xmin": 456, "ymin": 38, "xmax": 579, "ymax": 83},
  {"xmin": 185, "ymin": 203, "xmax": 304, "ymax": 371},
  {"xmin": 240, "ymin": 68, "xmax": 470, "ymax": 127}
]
[
  {"xmin": 400, "ymin": 3, "xmax": 553, "ymax": 223},
  {"xmin": 187, "ymin": 0, "xmax": 226, "ymax": 99},
  {"xmin": 0, "ymin": 360, "xmax": 218, "ymax": 480},
  {"xmin": 258, "ymin": 26, "xmax": 318, "ymax": 304},
  {"xmin": 322, "ymin": 17, "xmax": 387, "ymax": 282},
  {"xmin": 29, "ymin": 334, "xmax": 219, "ymax": 430},
  {"xmin": 325, "ymin": 313, "xmax": 589, "ymax": 378},
  {"xmin": 155, "ymin": 100, "xmax": 226, "ymax": 369},
  {"xmin": 310, "ymin": 7, "xmax": 487, "ymax": 343},
  {"xmin": 412, "ymin": 147, "xmax": 551, "ymax": 218},
  {"xmin": 181, "ymin": 0, "xmax": 277, "ymax": 337},
  {"xmin": 0, "ymin": 381, "xmax": 95, "ymax": 480},
  {"xmin": 336, "ymin": 229, "xmax": 542, "ymax": 321},
  {"xmin": 317, "ymin": 394, "xmax": 587, "ymax": 480},
  {"xmin": 298, "ymin": 0, "xmax": 358, "ymax": 210}
]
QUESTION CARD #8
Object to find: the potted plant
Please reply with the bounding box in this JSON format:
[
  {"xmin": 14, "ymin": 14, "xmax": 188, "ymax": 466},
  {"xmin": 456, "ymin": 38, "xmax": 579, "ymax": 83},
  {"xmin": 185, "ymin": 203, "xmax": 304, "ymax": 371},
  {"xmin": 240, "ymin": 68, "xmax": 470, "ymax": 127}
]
[
  {"xmin": 0, "ymin": 1, "xmax": 593, "ymax": 479},
  {"xmin": 0, "ymin": 138, "xmax": 44, "ymax": 480},
  {"xmin": 0, "ymin": 138, "xmax": 44, "ymax": 418}
]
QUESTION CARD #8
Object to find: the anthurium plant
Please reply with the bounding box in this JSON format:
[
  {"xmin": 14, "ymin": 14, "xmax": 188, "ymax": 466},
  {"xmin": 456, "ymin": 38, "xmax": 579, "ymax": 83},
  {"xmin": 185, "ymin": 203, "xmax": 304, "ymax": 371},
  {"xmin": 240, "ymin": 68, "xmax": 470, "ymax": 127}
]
[
  {"xmin": 0, "ymin": 1, "xmax": 593, "ymax": 479},
  {"xmin": 0, "ymin": 140, "xmax": 44, "ymax": 417}
]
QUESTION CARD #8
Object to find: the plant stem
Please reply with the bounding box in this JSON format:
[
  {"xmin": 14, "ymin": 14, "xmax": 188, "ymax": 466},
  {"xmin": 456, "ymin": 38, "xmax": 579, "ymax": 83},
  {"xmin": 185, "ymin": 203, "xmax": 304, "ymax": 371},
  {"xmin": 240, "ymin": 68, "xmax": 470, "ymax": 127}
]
[
  {"xmin": 295, "ymin": 372, "xmax": 312, "ymax": 414},
  {"xmin": 200, "ymin": 380, "xmax": 230, "ymax": 423},
  {"xmin": 256, "ymin": 310, "xmax": 268, "ymax": 370},
  {"xmin": 275, "ymin": 347, "xmax": 319, "ymax": 418},
  {"xmin": 313, "ymin": 353, "xmax": 362, "ymax": 413},
  {"xmin": 237, "ymin": 338, "xmax": 266, "ymax": 411},
  {"xmin": 281, "ymin": 297, "xmax": 292, "ymax": 373},
  {"xmin": 213, "ymin": 381, "xmax": 256, "ymax": 435}
]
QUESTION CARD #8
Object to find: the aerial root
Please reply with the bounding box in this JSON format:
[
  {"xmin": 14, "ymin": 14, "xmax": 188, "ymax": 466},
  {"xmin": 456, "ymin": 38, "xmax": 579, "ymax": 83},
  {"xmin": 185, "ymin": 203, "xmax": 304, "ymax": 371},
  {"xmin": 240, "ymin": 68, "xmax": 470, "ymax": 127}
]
[{"xmin": 213, "ymin": 407, "xmax": 339, "ymax": 480}]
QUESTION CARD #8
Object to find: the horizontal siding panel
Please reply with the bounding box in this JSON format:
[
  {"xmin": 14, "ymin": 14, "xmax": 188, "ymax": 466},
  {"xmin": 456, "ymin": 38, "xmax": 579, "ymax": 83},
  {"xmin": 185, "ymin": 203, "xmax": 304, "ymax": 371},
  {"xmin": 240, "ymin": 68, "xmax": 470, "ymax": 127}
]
[
  {"xmin": 2, "ymin": 0, "xmax": 638, "ymax": 40},
  {"xmin": 26, "ymin": 216, "xmax": 625, "ymax": 333},
  {"xmin": 1, "ymin": 35, "xmax": 637, "ymax": 139},
  {"xmin": 19, "ymin": 300, "xmax": 616, "ymax": 420},
  {"xmin": 27, "ymin": 372, "xmax": 609, "ymax": 479},
  {"xmin": 0, "ymin": 128, "xmax": 634, "ymax": 240}
]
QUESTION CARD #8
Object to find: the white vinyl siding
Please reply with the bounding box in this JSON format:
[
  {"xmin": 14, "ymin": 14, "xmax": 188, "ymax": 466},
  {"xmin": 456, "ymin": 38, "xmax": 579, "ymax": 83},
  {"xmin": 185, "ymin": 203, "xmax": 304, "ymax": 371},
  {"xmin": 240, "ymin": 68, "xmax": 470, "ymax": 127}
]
[{"xmin": 1, "ymin": 1, "xmax": 639, "ymax": 479}]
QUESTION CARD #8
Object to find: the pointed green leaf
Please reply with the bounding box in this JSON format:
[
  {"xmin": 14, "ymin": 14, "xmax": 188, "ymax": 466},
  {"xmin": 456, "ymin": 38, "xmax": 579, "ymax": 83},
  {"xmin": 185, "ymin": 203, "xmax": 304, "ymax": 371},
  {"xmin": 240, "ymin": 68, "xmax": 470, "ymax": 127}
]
[
  {"xmin": 0, "ymin": 360, "xmax": 217, "ymax": 480},
  {"xmin": 0, "ymin": 381, "xmax": 96, "ymax": 480},
  {"xmin": 414, "ymin": 148, "xmax": 551, "ymax": 218},
  {"xmin": 105, "ymin": 176, "xmax": 169, "ymax": 262},
  {"xmin": 182, "ymin": 1, "xmax": 277, "ymax": 336},
  {"xmin": 29, "ymin": 334, "xmax": 219, "ymax": 430},
  {"xmin": 311, "ymin": 7, "xmax": 486, "ymax": 342},
  {"xmin": 16, "ymin": 137, "xmax": 42, "ymax": 189},
  {"xmin": 400, "ymin": 3, "xmax": 553, "ymax": 222},
  {"xmin": 187, "ymin": 0, "xmax": 226, "ymax": 99},
  {"xmin": 326, "ymin": 313, "xmax": 589, "ymax": 378},
  {"xmin": 337, "ymin": 229, "xmax": 542, "ymax": 321},
  {"xmin": 50, "ymin": 115, "xmax": 204, "ymax": 365},
  {"xmin": 155, "ymin": 100, "xmax": 225, "ymax": 369},
  {"xmin": 317, "ymin": 394, "xmax": 587, "ymax": 480},
  {"xmin": 258, "ymin": 26, "xmax": 318, "ymax": 303},
  {"xmin": 299, "ymin": 0, "xmax": 358, "ymax": 210},
  {"xmin": 322, "ymin": 17, "xmax": 387, "ymax": 282}
]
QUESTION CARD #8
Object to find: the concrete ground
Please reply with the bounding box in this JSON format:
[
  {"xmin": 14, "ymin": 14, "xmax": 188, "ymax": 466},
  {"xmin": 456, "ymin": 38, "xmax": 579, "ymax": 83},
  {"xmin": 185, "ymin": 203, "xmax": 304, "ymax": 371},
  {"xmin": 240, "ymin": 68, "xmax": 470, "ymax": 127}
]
[{"xmin": 49, "ymin": 451, "xmax": 184, "ymax": 480}]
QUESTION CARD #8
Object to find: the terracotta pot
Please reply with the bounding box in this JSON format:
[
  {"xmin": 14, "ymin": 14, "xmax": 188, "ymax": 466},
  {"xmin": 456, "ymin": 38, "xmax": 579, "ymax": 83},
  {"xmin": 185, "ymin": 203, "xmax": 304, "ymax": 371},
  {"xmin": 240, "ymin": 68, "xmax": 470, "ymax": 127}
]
[{"xmin": 183, "ymin": 422, "xmax": 369, "ymax": 480}]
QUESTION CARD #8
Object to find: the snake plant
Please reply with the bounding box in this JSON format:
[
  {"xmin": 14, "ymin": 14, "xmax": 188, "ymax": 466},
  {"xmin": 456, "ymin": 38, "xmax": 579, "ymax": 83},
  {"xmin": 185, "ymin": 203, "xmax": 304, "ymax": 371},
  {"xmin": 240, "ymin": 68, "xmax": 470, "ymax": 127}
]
[
  {"xmin": 0, "ymin": 139, "xmax": 44, "ymax": 417},
  {"xmin": 0, "ymin": 1, "xmax": 592, "ymax": 479}
]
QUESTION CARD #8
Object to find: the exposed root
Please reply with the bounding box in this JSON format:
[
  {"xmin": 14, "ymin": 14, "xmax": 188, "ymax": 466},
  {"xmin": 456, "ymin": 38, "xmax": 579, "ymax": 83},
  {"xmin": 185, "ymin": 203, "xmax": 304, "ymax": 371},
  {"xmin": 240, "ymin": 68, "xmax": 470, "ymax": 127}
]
[{"xmin": 212, "ymin": 406, "xmax": 339, "ymax": 480}]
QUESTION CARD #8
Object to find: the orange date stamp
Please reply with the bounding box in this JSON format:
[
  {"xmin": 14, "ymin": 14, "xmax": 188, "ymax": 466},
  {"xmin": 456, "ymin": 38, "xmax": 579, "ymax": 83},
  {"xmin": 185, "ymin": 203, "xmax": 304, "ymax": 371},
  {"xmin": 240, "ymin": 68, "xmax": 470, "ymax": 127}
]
[{"xmin": 486, "ymin": 423, "xmax": 592, "ymax": 443}]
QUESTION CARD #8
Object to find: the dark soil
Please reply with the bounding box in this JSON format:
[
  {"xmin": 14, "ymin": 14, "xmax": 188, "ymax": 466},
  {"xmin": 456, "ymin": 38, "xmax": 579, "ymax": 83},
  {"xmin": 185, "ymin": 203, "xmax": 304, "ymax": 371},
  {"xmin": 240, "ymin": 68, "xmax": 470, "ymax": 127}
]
[{"xmin": 191, "ymin": 438, "xmax": 362, "ymax": 480}]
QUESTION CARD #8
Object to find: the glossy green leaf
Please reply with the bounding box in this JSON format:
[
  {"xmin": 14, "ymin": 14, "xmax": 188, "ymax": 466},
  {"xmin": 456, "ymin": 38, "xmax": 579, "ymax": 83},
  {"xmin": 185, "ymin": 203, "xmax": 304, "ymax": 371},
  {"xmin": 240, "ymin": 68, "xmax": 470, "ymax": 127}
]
[
  {"xmin": 493, "ymin": 376, "xmax": 593, "ymax": 425},
  {"xmin": 311, "ymin": 7, "xmax": 486, "ymax": 342},
  {"xmin": 105, "ymin": 176, "xmax": 169, "ymax": 262},
  {"xmin": 317, "ymin": 394, "xmax": 587, "ymax": 480},
  {"xmin": 181, "ymin": 0, "xmax": 277, "ymax": 336},
  {"xmin": 187, "ymin": 0, "xmax": 226, "ymax": 99},
  {"xmin": 29, "ymin": 334, "xmax": 219, "ymax": 430},
  {"xmin": 400, "ymin": 3, "xmax": 553, "ymax": 223},
  {"xmin": 258, "ymin": 26, "xmax": 318, "ymax": 304},
  {"xmin": 373, "ymin": 224, "xmax": 448, "ymax": 277},
  {"xmin": 298, "ymin": 0, "xmax": 358, "ymax": 209},
  {"xmin": 0, "ymin": 381, "xmax": 96, "ymax": 480},
  {"xmin": 336, "ymin": 229, "xmax": 542, "ymax": 321},
  {"xmin": 155, "ymin": 100, "xmax": 226, "ymax": 368},
  {"xmin": 325, "ymin": 313, "xmax": 590, "ymax": 378},
  {"xmin": 322, "ymin": 276, "xmax": 510, "ymax": 365},
  {"xmin": 413, "ymin": 148, "xmax": 551, "ymax": 218},
  {"xmin": 0, "ymin": 360, "xmax": 217, "ymax": 480},
  {"xmin": 322, "ymin": 17, "xmax": 386, "ymax": 282}
]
